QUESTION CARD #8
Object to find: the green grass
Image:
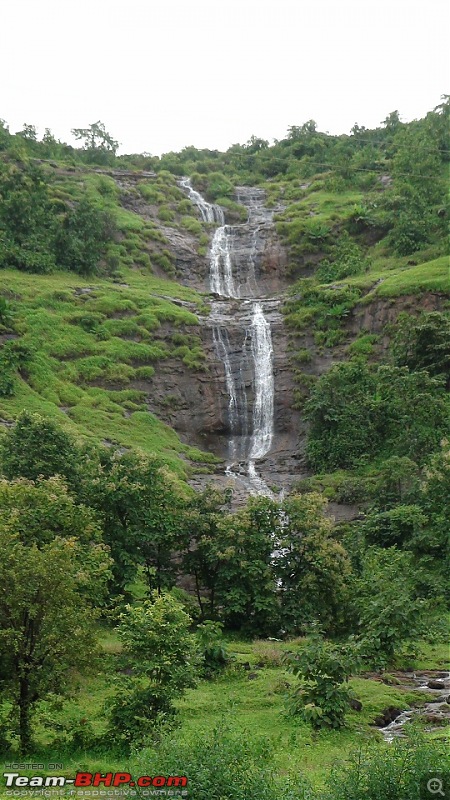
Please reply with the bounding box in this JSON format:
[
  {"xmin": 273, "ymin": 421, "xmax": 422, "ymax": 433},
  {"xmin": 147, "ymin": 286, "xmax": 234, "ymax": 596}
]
[
  {"xmin": 0, "ymin": 268, "xmax": 216, "ymax": 479},
  {"xmin": 5, "ymin": 633, "xmax": 446, "ymax": 790}
]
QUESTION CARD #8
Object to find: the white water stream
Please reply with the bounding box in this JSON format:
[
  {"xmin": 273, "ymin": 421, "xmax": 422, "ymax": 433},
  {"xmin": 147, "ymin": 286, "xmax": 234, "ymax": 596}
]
[{"xmin": 181, "ymin": 178, "xmax": 275, "ymax": 495}]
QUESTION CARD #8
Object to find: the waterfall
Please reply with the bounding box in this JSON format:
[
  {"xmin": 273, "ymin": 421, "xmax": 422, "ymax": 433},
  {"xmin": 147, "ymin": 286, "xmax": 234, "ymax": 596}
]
[
  {"xmin": 210, "ymin": 226, "xmax": 238, "ymax": 298},
  {"xmin": 179, "ymin": 177, "xmax": 224, "ymax": 225},
  {"xmin": 249, "ymin": 302, "xmax": 274, "ymax": 461},
  {"xmin": 180, "ymin": 177, "xmax": 275, "ymax": 495}
]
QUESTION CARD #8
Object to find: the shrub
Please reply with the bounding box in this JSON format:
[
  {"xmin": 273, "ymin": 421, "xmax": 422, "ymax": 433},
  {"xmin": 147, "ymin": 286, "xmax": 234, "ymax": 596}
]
[
  {"xmin": 157, "ymin": 205, "xmax": 175, "ymax": 222},
  {"xmin": 196, "ymin": 621, "xmax": 230, "ymax": 678},
  {"xmin": 136, "ymin": 722, "xmax": 307, "ymax": 800},
  {"xmin": 322, "ymin": 732, "xmax": 449, "ymax": 800},
  {"xmin": 107, "ymin": 593, "xmax": 198, "ymax": 751},
  {"xmin": 284, "ymin": 636, "xmax": 359, "ymax": 729}
]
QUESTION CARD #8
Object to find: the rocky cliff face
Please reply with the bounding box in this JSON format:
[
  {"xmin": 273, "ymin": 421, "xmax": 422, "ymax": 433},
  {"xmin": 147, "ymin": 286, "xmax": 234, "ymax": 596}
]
[{"xmin": 139, "ymin": 184, "xmax": 301, "ymax": 497}]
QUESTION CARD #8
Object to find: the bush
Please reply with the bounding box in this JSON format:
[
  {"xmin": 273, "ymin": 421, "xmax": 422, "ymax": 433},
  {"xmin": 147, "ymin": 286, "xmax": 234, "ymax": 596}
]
[
  {"xmin": 157, "ymin": 205, "xmax": 176, "ymax": 222},
  {"xmin": 316, "ymin": 231, "xmax": 369, "ymax": 282},
  {"xmin": 196, "ymin": 621, "xmax": 230, "ymax": 678},
  {"xmin": 136, "ymin": 722, "xmax": 307, "ymax": 800},
  {"xmin": 107, "ymin": 593, "xmax": 198, "ymax": 751},
  {"xmin": 322, "ymin": 732, "xmax": 449, "ymax": 800},
  {"xmin": 284, "ymin": 636, "xmax": 359, "ymax": 729}
]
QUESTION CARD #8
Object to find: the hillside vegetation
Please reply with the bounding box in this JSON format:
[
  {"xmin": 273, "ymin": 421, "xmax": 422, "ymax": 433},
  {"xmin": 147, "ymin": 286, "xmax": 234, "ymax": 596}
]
[{"xmin": 0, "ymin": 104, "xmax": 448, "ymax": 797}]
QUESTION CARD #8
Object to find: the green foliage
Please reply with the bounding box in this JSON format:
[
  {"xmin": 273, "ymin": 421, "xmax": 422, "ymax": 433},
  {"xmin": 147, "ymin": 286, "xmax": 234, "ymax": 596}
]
[
  {"xmin": 306, "ymin": 360, "xmax": 449, "ymax": 470},
  {"xmin": 80, "ymin": 450, "xmax": 183, "ymax": 595},
  {"xmin": 390, "ymin": 311, "xmax": 450, "ymax": 380},
  {"xmin": 55, "ymin": 198, "xmax": 117, "ymax": 275},
  {"xmin": 196, "ymin": 620, "xmax": 230, "ymax": 678},
  {"xmin": 316, "ymin": 231, "xmax": 369, "ymax": 282},
  {"xmin": 108, "ymin": 593, "xmax": 197, "ymax": 750},
  {"xmin": 71, "ymin": 121, "xmax": 119, "ymax": 164},
  {"xmin": 355, "ymin": 547, "xmax": 425, "ymax": 668},
  {"xmin": 0, "ymin": 162, "xmax": 57, "ymax": 273},
  {"xmin": 285, "ymin": 282, "xmax": 360, "ymax": 346},
  {"xmin": 0, "ymin": 411, "xmax": 80, "ymax": 483},
  {"xmin": 0, "ymin": 340, "xmax": 31, "ymax": 396},
  {"xmin": 277, "ymin": 493, "xmax": 352, "ymax": 634},
  {"xmin": 284, "ymin": 636, "xmax": 358, "ymax": 729},
  {"xmin": 0, "ymin": 527, "xmax": 111, "ymax": 753},
  {"xmin": 363, "ymin": 504, "xmax": 427, "ymax": 547},
  {"xmin": 211, "ymin": 497, "xmax": 281, "ymax": 635},
  {"xmin": 0, "ymin": 162, "xmax": 116, "ymax": 275},
  {"xmin": 137, "ymin": 722, "xmax": 304, "ymax": 800},
  {"xmin": 322, "ymin": 732, "xmax": 449, "ymax": 800}
]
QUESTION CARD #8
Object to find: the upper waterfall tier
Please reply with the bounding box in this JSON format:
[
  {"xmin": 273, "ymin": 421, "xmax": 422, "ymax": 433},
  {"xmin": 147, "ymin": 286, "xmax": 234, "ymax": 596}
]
[
  {"xmin": 180, "ymin": 178, "xmax": 278, "ymax": 299},
  {"xmin": 179, "ymin": 178, "xmax": 224, "ymax": 225}
]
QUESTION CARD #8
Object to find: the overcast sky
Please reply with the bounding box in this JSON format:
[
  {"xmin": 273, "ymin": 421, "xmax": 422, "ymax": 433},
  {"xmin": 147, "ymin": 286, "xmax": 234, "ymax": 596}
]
[{"xmin": 1, "ymin": 0, "xmax": 448, "ymax": 156}]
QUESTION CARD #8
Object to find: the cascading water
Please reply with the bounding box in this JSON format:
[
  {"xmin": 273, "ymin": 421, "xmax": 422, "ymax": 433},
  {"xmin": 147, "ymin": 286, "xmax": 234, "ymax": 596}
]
[
  {"xmin": 179, "ymin": 178, "xmax": 224, "ymax": 225},
  {"xmin": 181, "ymin": 178, "xmax": 275, "ymax": 495}
]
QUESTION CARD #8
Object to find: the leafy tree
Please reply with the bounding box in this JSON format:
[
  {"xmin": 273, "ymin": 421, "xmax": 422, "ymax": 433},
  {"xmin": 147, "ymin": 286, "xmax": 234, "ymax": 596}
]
[
  {"xmin": 108, "ymin": 593, "xmax": 197, "ymax": 750},
  {"xmin": 0, "ymin": 161, "xmax": 57, "ymax": 273},
  {"xmin": 196, "ymin": 620, "xmax": 230, "ymax": 678},
  {"xmin": 181, "ymin": 486, "xmax": 232, "ymax": 619},
  {"xmin": 0, "ymin": 411, "xmax": 81, "ymax": 485},
  {"xmin": 71, "ymin": 120, "xmax": 119, "ymax": 157},
  {"xmin": 82, "ymin": 450, "xmax": 183, "ymax": 595},
  {"xmin": 390, "ymin": 312, "xmax": 450, "ymax": 383},
  {"xmin": 306, "ymin": 361, "xmax": 449, "ymax": 470},
  {"xmin": 55, "ymin": 197, "xmax": 116, "ymax": 275},
  {"xmin": 0, "ymin": 476, "xmax": 111, "ymax": 607},
  {"xmin": 0, "ymin": 531, "xmax": 111, "ymax": 753},
  {"xmin": 372, "ymin": 456, "xmax": 419, "ymax": 509},
  {"xmin": 306, "ymin": 360, "xmax": 380, "ymax": 470},
  {"xmin": 214, "ymin": 497, "xmax": 281, "ymax": 634},
  {"xmin": 376, "ymin": 365, "xmax": 449, "ymax": 464},
  {"xmin": 413, "ymin": 440, "xmax": 450, "ymax": 574},
  {"xmin": 284, "ymin": 636, "xmax": 358, "ymax": 729},
  {"xmin": 355, "ymin": 547, "xmax": 425, "ymax": 668},
  {"xmin": 16, "ymin": 123, "xmax": 38, "ymax": 142},
  {"xmin": 362, "ymin": 504, "xmax": 427, "ymax": 548},
  {"xmin": 383, "ymin": 123, "xmax": 444, "ymax": 254},
  {"xmin": 276, "ymin": 493, "xmax": 352, "ymax": 634}
]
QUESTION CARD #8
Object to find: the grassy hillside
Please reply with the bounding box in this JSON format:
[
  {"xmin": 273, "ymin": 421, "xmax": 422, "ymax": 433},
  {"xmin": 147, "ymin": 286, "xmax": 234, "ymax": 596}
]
[{"xmin": 0, "ymin": 267, "xmax": 219, "ymax": 479}]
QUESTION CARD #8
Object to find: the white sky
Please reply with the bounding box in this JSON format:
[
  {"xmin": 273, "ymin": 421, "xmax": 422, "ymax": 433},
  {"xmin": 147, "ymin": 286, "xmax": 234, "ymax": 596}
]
[{"xmin": 1, "ymin": 0, "xmax": 449, "ymax": 156}]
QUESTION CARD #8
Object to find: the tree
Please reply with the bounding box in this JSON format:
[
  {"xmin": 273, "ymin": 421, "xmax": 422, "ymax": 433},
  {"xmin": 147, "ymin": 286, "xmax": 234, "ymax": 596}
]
[
  {"xmin": 82, "ymin": 450, "xmax": 183, "ymax": 595},
  {"xmin": 0, "ymin": 161, "xmax": 57, "ymax": 273},
  {"xmin": 0, "ymin": 411, "xmax": 81, "ymax": 485},
  {"xmin": 390, "ymin": 312, "xmax": 450, "ymax": 383},
  {"xmin": 16, "ymin": 123, "xmax": 38, "ymax": 142},
  {"xmin": 306, "ymin": 360, "xmax": 380, "ymax": 470},
  {"xmin": 0, "ymin": 531, "xmax": 111, "ymax": 753},
  {"xmin": 55, "ymin": 197, "xmax": 116, "ymax": 275},
  {"xmin": 276, "ymin": 493, "xmax": 352, "ymax": 634},
  {"xmin": 355, "ymin": 547, "xmax": 425, "ymax": 668},
  {"xmin": 108, "ymin": 593, "xmax": 197, "ymax": 750},
  {"xmin": 71, "ymin": 121, "xmax": 119, "ymax": 163},
  {"xmin": 181, "ymin": 486, "xmax": 232, "ymax": 619},
  {"xmin": 214, "ymin": 497, "xmax": 281, "ymax": 634}
]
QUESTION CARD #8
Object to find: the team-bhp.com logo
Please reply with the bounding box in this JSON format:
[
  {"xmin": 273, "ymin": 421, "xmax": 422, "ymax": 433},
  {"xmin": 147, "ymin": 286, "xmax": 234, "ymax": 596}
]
[{"xmin": 3, "ymin": 772, "xmax": 188, "ymax": 789}]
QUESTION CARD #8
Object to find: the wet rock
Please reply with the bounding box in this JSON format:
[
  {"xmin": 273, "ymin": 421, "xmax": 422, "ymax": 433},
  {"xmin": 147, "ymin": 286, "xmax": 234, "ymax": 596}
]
[
  {"xmin": 427, "ymin": 680, "xmax": 446, "ymax": 690},
  {"xmin": 373, "ymin": 707, "xmax": 402, "ymax": 727},
  {"xmin": 247, "ymin": 673, "xmax": 259, "ymax": 680},
  {"xmin": 350, "ymin": 699, "xmax": 363, "ymax": 711}
]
